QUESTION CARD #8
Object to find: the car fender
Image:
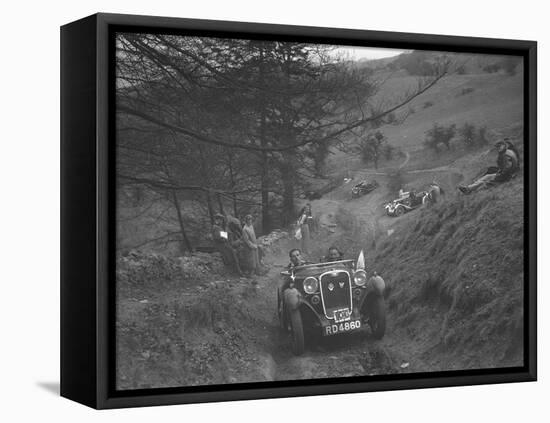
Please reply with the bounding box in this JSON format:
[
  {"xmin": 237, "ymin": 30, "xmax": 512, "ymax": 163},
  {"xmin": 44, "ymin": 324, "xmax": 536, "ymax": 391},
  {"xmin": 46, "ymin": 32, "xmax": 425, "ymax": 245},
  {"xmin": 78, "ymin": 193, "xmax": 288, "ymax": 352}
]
[
  {"xmin": 283, "ymin": 287, "xmax": 301, "ymax": 311},
  {"xmin": 369, "ymin": 275, "xmax": 385, "ymax": 297},
  {"xmin": 358, "ymin": 275, "xmax": 386, "ymax": 312},
  {"xmin": 356, "ymin": 275, "xmax": 386, "ymax": 310}
]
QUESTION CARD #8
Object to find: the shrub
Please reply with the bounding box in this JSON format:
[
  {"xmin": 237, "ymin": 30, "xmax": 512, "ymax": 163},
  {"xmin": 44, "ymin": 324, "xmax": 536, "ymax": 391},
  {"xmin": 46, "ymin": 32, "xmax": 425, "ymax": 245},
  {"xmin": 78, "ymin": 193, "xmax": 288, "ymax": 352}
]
[
  {"xmin": 357, "ymin": 130, "xmax": 387, "ymax": 169},
  {"xmin": 458, "ymin": 122, "xmax": 489, "ymax": 149},
  {"xmin": 458, "ymin": 87, "xmax": 475, "ymax": 96},
  {"xmin": 385, "ymin": 112, "xmax": 397, "ymax": 124},
  {"xmin": 424, "ymin": 123, "xmax": 456, "ymax": 153},
  {"xmin": 476, "ymin": 126, "xmax": 489, "ymax": 145},
  {"xmin": 458, "ymin": 122, "xmax": 476, "ymax": 149},
  {"xmin": 423, "ymin": 101, "xmax": 434, "ymax": 109},
  {"xmin": 483, "ymin": 58, "xmax": 520, "ymax": 76},
  {"xmin": 483, "ymin": 63, "xmax": 501, "ymax": 73},
  {"xmin": 456, "ymin": 65, "xmax": 467, "ymax": 75},
  {"xmin": 395, "ymin": 51, "xmax": 437, "ymax": 76},
  {"xmin": 500, "ymin": 57, "xmax": 520, "ymax": 76}
]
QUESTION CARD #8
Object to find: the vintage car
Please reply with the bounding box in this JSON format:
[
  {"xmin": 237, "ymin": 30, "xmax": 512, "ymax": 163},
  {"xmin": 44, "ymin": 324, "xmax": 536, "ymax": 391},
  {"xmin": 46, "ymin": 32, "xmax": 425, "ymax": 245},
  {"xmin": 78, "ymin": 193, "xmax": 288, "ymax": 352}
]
[
  {"xmin": 278, "ymin": 253, "xmax": 386, "ymax": 355},
  {"xmin": 351, "ymin": 179, "xmax": 379, "ymax": 199},
  {"xmin": 384, "ymin": 191, "xmax": 428, "ymax": 217}
]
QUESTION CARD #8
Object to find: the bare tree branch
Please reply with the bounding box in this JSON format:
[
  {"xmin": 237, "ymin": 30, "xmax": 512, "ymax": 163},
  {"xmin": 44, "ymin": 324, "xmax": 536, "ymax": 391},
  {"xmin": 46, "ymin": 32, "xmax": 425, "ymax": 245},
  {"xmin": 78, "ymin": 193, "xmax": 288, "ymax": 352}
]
[{"xmin": 118, "ymin": 69, "xmax": 446, "ymax": 153}]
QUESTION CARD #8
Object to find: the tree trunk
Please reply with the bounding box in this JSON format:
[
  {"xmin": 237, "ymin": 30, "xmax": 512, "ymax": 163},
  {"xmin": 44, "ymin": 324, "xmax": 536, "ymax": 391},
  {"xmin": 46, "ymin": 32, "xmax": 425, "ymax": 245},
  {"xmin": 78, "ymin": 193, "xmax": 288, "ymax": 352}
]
[
  {"xmin": 171, "ymin": 191, "xmax": 193, "ymax": 253},
  {"xmin": 197, "ymin": 144, "xmax": 215, "ymax": 224},
  {"xmin": 204, "ymin": 190, "xmax": 215, "ymax": 224},
  {"xmin": 281, "ymin": 159, "xmax": 295, "ymax": 227},
  {"xmin": 257, "ymin": 44, "xmax": 271, "ymax": 235},
  {"xmin": 227, "ymin": 153, "xmax": 238, "ymax": 216},
  {"xmin": 280, "ymin": 45, "xmax": 296, "ymax": 227},
  {"xmin": 217, "ymin": 193, "xmax": 225, "ymax": 215},
  {"xmin": 260, "ymin": 152, "xmax": 270, "ymax": 234}
]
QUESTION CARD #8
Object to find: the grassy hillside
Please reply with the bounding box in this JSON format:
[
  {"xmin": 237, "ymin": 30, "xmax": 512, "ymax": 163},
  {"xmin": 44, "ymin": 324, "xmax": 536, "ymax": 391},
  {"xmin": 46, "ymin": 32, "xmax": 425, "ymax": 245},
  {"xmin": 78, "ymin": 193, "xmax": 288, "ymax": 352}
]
[
  {"xmin": 372, "ymin": 176, "xmax": 524, "ymax": 370},
  {"xmin": 376, "ymin": 72, "xmax": 523, "ymax": 151},
  {"xmin": 325, "ymin": 66, "xmax": 523, "ymax": 183},
  {"xmin": 307, "ymin": 108, "xmax": 526, "ymax": 371},
  {"xmin": 357, "ymin": 51, "xmax": 509, "ymax": 72}
]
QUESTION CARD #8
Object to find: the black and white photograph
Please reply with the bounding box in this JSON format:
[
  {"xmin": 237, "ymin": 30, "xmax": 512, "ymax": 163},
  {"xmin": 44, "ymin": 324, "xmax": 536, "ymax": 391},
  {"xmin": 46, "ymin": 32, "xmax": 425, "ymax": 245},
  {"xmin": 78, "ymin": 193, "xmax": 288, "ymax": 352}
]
[
  {"xmin": 4, "ymin": 0, "xmax": 549, "ymax": 419},
  {"xmin": 114, "ymin": 30, "xmax": 526, "ymax": 390}
]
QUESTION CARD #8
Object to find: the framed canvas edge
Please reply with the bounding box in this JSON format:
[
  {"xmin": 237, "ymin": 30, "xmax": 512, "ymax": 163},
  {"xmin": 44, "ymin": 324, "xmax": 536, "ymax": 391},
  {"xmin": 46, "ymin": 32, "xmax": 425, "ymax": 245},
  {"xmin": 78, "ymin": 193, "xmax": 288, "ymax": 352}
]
[
  {"xmin": 96, "ymin": 371, "xmax": 535, "ymax": 409},
  {"xmin": 60, "ymin": 14, "xmax": 99, "ymax": 409},
  {"xmin": 77, "ymin": 12, "xmax": 537, "ymax": 409},
  {"xmin": 526, "ymin": 41, "xmax": 537, "ymax": 383},
  {"xmin": 93, "ymin": 12, "xmax": 537, "ymax": 50}
]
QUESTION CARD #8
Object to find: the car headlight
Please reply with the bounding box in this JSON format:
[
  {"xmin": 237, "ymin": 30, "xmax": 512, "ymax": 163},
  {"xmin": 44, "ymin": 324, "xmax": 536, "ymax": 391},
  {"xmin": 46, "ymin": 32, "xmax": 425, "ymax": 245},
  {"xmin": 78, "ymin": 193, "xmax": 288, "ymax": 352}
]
[
  {"xmin": 303, "ymin": 277, "xmax": 319, "ymax": 294},
  {"xmin": 353, "ymin": 270, "xmax": 367, "ymax": 286}
]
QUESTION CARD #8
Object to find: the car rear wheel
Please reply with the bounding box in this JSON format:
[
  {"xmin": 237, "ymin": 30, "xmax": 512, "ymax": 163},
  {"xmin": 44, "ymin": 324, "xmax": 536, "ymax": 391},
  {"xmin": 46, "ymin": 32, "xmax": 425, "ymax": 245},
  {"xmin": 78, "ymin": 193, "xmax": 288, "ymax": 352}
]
[
  {"xmin": 288, "ymin": 309, "xmax": 305, "ymax": 355},
  {"xmin": 395, "ymin": 206, "xmax": 405, "ymax": 216},
  {"xmin": 369, "ymin": 297, "xmax": 386, "ymax": 340}
]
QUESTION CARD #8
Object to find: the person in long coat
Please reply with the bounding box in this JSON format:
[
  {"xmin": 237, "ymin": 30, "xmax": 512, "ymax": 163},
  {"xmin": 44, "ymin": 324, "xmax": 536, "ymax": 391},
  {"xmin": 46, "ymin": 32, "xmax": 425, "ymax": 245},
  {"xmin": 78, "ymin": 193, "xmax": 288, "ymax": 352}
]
[
  {"xmin": 242, "ymin": 214, "xmax": 260, "ymax": 275},
  {"xmin": 297, "ymin": 203, "xmax": 313, "ymax": 254}
]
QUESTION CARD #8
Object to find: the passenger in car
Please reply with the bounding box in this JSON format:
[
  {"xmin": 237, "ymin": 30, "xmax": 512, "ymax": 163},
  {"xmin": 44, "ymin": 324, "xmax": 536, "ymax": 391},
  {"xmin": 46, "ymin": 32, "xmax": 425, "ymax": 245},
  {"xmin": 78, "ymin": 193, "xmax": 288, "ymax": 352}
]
[{"xmin": 325, "ymin": 246, "xmax": 343, "ymax": 262}]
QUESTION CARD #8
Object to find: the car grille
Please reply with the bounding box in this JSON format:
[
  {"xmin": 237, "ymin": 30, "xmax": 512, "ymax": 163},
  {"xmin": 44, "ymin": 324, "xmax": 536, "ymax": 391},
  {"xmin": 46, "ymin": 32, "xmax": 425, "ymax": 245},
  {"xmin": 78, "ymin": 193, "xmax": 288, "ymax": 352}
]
[{"xmin": 319, "ymin": 270, "xmax": 352, "ymax": 319}]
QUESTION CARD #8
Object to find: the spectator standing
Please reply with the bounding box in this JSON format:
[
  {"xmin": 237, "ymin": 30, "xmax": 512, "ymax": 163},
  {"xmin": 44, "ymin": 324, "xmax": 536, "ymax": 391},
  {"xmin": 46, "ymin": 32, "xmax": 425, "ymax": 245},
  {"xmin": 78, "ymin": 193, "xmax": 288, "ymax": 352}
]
[
  {"xmin": 242, "ymin": 214, "xmax": 260, "ymax": 275},
  {"xmin": 212, "ymin": 213, "xmax": 243, "ymax": 276},
  {"xmin": 297, "ymin": 203, "xmax": 313, "ymax": 254}
]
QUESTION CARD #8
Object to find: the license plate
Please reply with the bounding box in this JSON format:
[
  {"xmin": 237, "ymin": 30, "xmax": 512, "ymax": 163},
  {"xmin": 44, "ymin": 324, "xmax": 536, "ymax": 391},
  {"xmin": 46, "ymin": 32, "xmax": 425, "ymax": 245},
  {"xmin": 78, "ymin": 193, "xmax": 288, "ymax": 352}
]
[
  {"xmin": 324, "ymin": 320, "xmax": 361, "ymax": 336},
  {"xmin": 333, "ymin": 309, "xmax": 351, "ymax": 323}
]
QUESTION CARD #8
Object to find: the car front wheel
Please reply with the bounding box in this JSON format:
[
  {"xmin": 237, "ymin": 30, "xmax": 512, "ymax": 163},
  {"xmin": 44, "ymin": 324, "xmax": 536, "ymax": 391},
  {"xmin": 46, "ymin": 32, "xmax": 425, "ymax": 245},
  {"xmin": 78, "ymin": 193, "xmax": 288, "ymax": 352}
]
[{"xmin": 288, "ymin": 308, "xmax": 305, "ymax": 355}]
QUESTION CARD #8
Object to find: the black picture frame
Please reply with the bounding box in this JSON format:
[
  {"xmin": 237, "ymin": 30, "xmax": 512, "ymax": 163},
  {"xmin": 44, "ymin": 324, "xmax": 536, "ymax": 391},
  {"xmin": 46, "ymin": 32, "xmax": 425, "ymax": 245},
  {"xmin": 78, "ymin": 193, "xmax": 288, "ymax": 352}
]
[{"xmin": 61, "ymin": 12, "xmax": 537, "ymax": 409}]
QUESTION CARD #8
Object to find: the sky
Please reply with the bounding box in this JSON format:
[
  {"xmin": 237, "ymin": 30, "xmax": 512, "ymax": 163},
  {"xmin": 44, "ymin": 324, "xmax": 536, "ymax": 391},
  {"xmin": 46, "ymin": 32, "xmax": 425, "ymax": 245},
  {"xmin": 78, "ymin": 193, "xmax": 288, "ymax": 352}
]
[{"xmin": 336, "ymin": 46, "xmax": 405, "ymax": 61}]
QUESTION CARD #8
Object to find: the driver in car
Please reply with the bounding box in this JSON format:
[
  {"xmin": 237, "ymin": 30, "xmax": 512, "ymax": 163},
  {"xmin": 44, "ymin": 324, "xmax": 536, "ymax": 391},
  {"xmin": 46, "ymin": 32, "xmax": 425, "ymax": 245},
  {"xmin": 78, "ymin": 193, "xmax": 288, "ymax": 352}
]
[
  {"xmin": 279, "ymin": 248, "xmax": 307, "ymax": 292},
  {"xmin": 288, "ymin": 248, "xmax": 306, "ymax": 269}
]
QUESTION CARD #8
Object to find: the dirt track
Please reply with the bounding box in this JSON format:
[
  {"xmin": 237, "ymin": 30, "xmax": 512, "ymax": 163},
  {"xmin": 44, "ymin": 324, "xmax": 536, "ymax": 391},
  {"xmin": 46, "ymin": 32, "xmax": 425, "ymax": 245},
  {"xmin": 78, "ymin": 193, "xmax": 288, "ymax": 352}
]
[{"xmin": 212, "ymin": 198, "xmax": 440, "ymax": 385}]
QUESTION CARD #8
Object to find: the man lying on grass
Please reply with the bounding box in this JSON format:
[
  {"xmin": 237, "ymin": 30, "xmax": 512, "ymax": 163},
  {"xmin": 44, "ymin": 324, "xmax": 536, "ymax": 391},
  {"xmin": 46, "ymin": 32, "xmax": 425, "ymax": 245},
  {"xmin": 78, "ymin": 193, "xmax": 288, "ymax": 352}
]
[{"xmin": 458, "ymin": 139, "xmax": 519, "ymax": 194}]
